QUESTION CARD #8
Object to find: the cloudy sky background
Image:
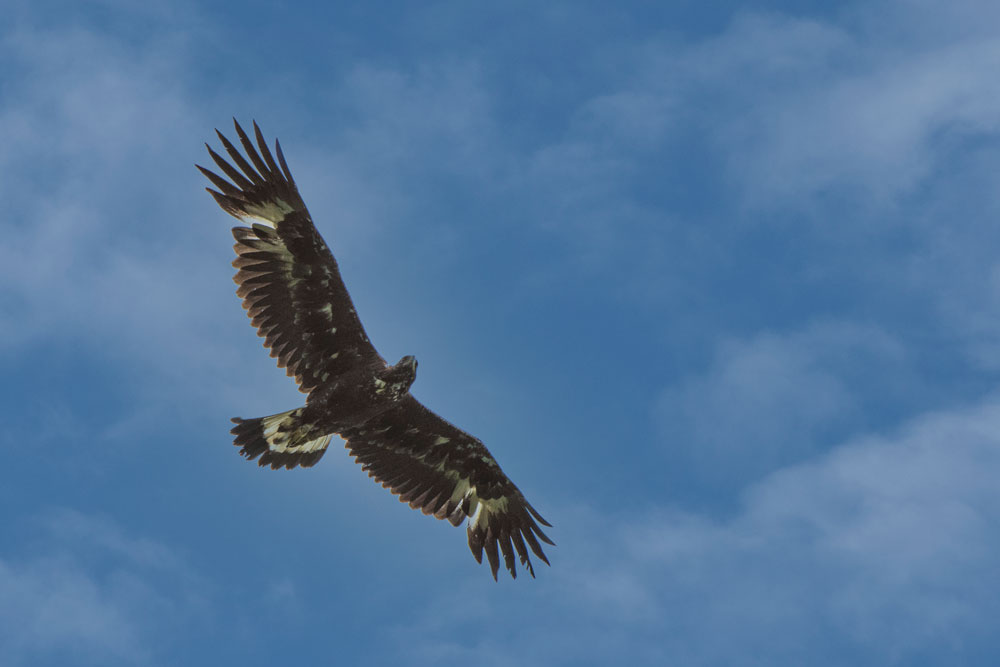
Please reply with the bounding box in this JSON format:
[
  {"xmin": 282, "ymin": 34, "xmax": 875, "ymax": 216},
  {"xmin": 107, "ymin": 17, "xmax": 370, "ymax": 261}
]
[{"xmin": 3, "ymin": 0, "xmax": 1000, "ymax": 664}]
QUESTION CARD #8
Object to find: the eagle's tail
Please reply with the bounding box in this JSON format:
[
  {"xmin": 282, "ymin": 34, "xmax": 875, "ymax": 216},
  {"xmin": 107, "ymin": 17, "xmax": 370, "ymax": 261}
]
[{"xmin": 230, "ymin": 408, "xmax": 332, "ymax": 470}]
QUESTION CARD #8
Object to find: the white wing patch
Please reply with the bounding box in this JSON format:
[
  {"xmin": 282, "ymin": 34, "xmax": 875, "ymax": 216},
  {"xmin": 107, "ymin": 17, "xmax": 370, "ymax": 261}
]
[
  {"xmin": 242, "ymin": 198, "xmax": 295, "ymax": 225},
  {"xmin": 432, "ymin": 468, "xmax": 507, "ymax": 530},
  {"xmin": 260, "ymin": 411, "xmax": 332, "ymax": 454},
  {"xmin": 468, "ymin": 495, "xmax": 509, "ymax": 531},
  {"xmin": 240, "ymin": 226, "xmax": 295, "ymax": 266},
  {"xmin": 284, "ymin": 434, "xmax": 332, "ymax": 454}
]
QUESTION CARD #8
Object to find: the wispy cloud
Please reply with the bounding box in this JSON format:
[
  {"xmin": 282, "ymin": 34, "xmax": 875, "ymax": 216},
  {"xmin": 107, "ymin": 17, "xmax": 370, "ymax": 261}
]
[
  {"xmin": 0, "ymin": 509, "xmax": 209, "ymax": 666},
  {"xmin": 0, "ymin": 15, "xmax": 279, "ymax": 423},
  {"xmin": 645, "ymin": 397, "xmax": 1000, "ymax": 662},
  {"xmin": 655, "ymin": 322, "xmax": 913, "ymax": 491},
  {"xmin": 562, "ymin": 6, "xmax": 1000, "ymax": 211}
]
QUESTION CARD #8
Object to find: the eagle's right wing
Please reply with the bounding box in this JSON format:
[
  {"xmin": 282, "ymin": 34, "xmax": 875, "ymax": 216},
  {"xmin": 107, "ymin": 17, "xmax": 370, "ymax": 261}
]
[
  {"xmin": 341, "ymin": 395, "xmax": 554, "ymax": 580},
  {"xmin": 197, "ymin": 120, "xmax": 382, "ymax": 392}
]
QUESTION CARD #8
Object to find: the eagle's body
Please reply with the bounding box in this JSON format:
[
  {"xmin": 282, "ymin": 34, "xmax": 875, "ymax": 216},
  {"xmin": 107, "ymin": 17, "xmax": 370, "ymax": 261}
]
[
  {"xmin": 198, "ymin": 120, "xmax": 553, "ymax": 579},
  {"xmin": 305, "ymin": 356, "xmax": 418, "ymax": 431}
]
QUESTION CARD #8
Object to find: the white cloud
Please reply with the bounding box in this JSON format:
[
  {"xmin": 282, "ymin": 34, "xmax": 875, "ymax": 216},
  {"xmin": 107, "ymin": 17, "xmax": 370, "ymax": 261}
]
[
  {"xmin": 0, "ymin": 17, "xmax": 281, "ymax": 420},
  {"xmin": 0, "ymin": 509, "xmax": 209, "ymax": 666},
  {"xmin": 642, "ymin": 397, "xmax": 1000, "ymax": 662},
  {"xmin": 0, "ymin": 19, "xmax": 207, "ymax": 325},
  {"xmin": 719, "ymin": 29, "xmax": 1000, "ymax": 208},
  {"xmin": 535, "ymin": 5, "xmax": 1000, "ymax": 212},
  {"xmin": 0, "ymin": 556, "xmax": 143, "ymax": 664},
  {"xmin": 339, "ymin": 61, "xmax": 496, "ymax": 173},
  {"xmin": 655, "ymin": 322, "xmax": 910, "ymax": 486}
]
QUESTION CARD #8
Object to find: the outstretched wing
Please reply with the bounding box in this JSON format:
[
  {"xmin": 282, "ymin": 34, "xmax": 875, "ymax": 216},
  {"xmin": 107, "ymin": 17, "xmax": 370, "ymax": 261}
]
[
  {"xmin": 197, "ymin": 119, "xmax": 381, "ymax": 392},
  {"xmin": 341, "ymin": 395, "xmax": 554, "ymax": 580}
]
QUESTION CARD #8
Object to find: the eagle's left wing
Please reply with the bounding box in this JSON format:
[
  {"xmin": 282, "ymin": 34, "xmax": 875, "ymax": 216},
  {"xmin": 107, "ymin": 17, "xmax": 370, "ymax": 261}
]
[
  {"xmin": 341, "ymin": 395, "xmax": 554, "ymax": 580},
  {"xmin": 197, "ymin": 120, "xmax": 384, "ymax": 393}
]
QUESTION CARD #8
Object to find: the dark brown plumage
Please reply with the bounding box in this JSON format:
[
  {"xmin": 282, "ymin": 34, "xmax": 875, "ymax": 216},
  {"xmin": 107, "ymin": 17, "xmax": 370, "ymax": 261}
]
[{"xmin": 197, "ymin": 119, "xmax": 553, "ymax": 579}]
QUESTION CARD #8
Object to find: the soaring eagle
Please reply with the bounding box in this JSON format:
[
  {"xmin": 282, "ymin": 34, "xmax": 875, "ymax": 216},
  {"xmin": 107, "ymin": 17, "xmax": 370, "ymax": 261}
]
[{"xmin": 197, "ymin": 120, "xmax": 553, "ymax": 579}]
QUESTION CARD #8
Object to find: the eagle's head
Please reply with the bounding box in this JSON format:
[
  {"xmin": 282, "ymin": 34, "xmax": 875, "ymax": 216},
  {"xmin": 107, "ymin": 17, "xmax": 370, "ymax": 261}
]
[
  {"xmin": 378, "ymin": 355, "xmax": 417, "ymax": 399},
  {"xmin": 395, "ymin": 355, "xmax": 418, "ymax": 381}
]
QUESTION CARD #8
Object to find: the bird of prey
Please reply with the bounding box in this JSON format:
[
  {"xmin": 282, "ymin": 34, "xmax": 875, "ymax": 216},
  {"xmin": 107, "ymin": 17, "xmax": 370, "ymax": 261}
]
[{"xmin": 197, "ymin": 120, "xmax": 553, "ymax": 579}]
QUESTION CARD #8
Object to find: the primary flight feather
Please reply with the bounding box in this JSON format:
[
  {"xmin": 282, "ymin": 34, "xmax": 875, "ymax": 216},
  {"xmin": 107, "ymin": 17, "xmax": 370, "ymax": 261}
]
[{"xmin": 197, "ymin": 119, "xmax": 553, "ymax": 579}]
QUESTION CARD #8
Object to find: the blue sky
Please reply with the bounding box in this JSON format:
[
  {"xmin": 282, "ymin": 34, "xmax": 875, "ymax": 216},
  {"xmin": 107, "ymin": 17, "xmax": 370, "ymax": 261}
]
[{"xmin": 3, "ymin": 0, "xmax": 1000, "ymax": 664}]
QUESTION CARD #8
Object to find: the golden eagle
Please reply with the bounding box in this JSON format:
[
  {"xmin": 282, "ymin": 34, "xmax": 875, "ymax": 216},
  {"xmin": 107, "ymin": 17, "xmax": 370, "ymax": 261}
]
[{"xmin": 197, "ymin": 120, "xmax": 553, "ymax": 579}]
